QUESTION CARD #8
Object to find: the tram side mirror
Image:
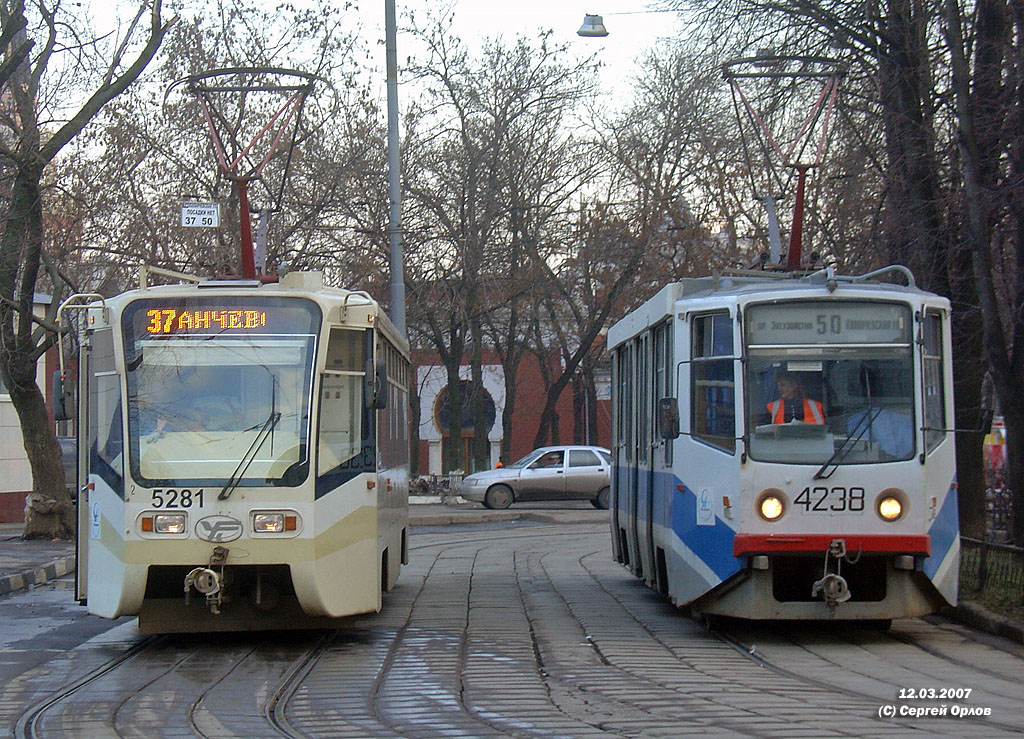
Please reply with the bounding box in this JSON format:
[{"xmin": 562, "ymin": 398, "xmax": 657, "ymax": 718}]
[
  {"xmin": 52, "ymin": 370, "xmax": 75, "ymax": 421},
  {"xmin": 657, "ymin": 397, "xmax": 680, "ymax": 440},
  {"xmin": 372, "ymin": 358, "xmax": 388, "ymax": 410}
]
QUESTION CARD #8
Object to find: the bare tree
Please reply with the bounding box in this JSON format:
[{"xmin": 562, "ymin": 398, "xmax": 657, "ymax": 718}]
[
  {"xmin": 943, "ymin": 0, "xmax": 1024, "ymax": 543},
  {"xmin": 0, "ymin": 0, "xmax": 172, "ymax": 539},
  {"xmin": 402, "ymin": 10, "xmax": 595, "ymax": 472}
]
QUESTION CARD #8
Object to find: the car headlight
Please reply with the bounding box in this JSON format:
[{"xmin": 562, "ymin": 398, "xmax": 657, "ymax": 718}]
[
  {"xmin": 142, "ymin": 513, "xmax": 186, "ymax": 534},
  {"xmin": 757, "ymin": 490, "xmax": 785, "ymax": 522}
]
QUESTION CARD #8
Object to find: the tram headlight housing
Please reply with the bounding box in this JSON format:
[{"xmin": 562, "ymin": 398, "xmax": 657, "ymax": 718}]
[
  {"xmin": 152, "ymin": 513, "xmax": 186, "ymax": 534},
  {"xmin": 757, "ymin": 489, "xmax": 786, "ymax": 522},
  {"xmin": 251, "ymin": 510, "xmax": 299, "ymax": 534},
  {"xmin": 877, "ymin": 489, "xmax": 906, "ymax": 522}
]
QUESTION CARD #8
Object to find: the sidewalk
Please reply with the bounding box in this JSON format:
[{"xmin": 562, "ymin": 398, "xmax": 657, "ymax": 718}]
[
  {"xmin": 0, "ymin": 499, "xmax": 596, "ymax": 597},
  {"xmin": 0, "ymin": 522, "xmax": 76, "ymax": 597}
]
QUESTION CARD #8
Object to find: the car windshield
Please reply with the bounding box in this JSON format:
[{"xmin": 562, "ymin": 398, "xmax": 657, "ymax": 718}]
[
  {"xmin": 123, "ymin": 296, "xmax": 320, "ymax": 487},
  {"xmin": 508, "ymin": 450, "xmax": 544, "ymax": 469}
]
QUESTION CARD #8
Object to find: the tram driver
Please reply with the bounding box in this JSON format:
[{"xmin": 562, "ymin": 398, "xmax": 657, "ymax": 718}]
[{"xmin": 767, "ymin": 371, "xmax": 825, "ymax": 425}]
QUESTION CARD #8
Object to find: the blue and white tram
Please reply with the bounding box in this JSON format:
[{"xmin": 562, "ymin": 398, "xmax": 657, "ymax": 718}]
[
  {"xmin": 607, "ymin": 267, "xmax": 958, "ymax": 621},
  {"xmin": 70, "ymin": 270, "xmax": 410, "ymax": 633}
]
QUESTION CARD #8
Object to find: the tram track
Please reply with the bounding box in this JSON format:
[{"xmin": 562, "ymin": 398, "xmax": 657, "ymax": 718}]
[
  {"xmin": 11, "ymin": 521, "xmax": 1021, "ymax": 737},
  {"xmin": 186, "ymin": 643, "xmax": 260, "ymax": 738},
  {"xmin": 14, "ymin": 635, "xmax": 167, "ymax": 739},
  {"xmin": 263, "ymin": 632, "xmax": 336, "ymax": 738},
  {"xmin": 712, "ymin": 622, "xmax": 1024, "ymax": 735},
  {"xmin": 535, "ymin": 546, "xmax": 851, "ymax": 736},
  {"xmin": 572, "ymin": 547, "xmax": 1024, "ymax": 736}
]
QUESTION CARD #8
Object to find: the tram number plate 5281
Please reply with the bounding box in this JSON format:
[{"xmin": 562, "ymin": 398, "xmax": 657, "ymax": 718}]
[
  {"xmin": 794, "ymin": 486, "xmax": 865, "ymax": 513},
  {"xmin": 151, "ymin": 489, "xmax": 205, "ymax": 508}
]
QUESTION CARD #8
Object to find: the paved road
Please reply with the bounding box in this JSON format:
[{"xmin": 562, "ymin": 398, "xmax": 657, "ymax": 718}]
[{"xmin": 2, "ymin": 513, "xmax": 1022, "ymax": 737}]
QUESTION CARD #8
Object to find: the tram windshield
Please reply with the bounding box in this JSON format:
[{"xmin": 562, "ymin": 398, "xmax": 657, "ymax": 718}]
[
  {"xmin": 122, "ymin": 297, "xmax": 320, "ymax": 487},
  {"xmin": 745, "ymin": 300, "xmax": 915, "ymax": 465}
]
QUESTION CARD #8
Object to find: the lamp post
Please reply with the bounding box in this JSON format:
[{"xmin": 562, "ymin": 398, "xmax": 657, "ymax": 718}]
[{"xmin": 385, "ymin": 0, "xmax": 406, "ymax": 339}]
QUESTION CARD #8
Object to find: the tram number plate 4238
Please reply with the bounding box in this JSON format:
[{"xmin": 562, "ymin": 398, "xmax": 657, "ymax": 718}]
[{"xmin": 794, "ymin": 486, "xmax": 865, "ymax": 513}]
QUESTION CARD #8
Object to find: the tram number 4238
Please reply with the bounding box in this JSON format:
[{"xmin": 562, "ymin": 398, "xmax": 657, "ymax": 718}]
[
  {"xmin": 794, "ymin": 486, "xmax": 865, "ymax": 513},
  {"xmin": 151, "ymin": 489, "xmax": 204, "ymax": 508}
]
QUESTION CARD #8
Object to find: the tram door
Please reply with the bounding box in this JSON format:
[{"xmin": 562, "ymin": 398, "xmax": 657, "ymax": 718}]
[
  {"xmin": 75, "ymin": 338, "xmax": 90, "ymax": 604},
  {"xmin": 612, "ymin": 342, "xmax": 635, "ymax": 567},
  {"xmin": 648, "ymin": 321, "xmax": 672, "ymax": 592},
  {"xmin": 633, "ymin": 333, "xmax": 651, "ymax": 580}
]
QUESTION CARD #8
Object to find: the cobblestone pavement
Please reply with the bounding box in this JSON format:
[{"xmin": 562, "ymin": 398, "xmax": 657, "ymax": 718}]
[{"xmin": 3, "ymin": 519, "xmax": 1023, "ymax": 738}]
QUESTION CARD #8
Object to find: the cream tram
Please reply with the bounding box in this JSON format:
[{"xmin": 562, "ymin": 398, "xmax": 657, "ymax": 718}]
[
  {"xmin": 607, "ymin": 267, "xmax": 958, "ymax": 622},
  {"xmin": 69, "ymin": 270, "xmax": 410, "ymax": 632}
]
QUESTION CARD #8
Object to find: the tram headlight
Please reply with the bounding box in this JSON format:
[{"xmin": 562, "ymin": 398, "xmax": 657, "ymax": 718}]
[
  {"xmin": 253, "ymin": 513, "xmax": 285, "ymax": 533},
  {"xmin": 877, "ymin": 491, "xmax": 905, "ymax": 522},
  {"xmin": 757, "ymin": 490, "xmax": 786, "ymax": 522},
  {"xmin": 251, "ymin": 510, "xmax": 299, "ymax": 534},
  {"xmin": 153, "ymin": 513, "xmax": 186, "ymax": 534}
]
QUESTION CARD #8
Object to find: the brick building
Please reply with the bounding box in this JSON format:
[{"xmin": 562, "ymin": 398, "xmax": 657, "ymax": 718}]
[{"xmin": 414, "ymin": 348, "xmax": 611, "ymax": 475}]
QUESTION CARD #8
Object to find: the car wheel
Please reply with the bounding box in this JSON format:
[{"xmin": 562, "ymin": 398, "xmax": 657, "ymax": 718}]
[
  {"xmin": 591, "ymin": 486, "xmax": 610, "ymax": 509},
  {"xmin": 484, "ymin": 484, "xmax": 514, "ymax": 510}
]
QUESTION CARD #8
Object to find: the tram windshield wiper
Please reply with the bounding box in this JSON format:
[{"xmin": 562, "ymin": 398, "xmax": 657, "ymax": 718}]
[
  {"xmin": 813, "ymin": 408, "xmax": 880, "ymax": 480},
  {"xmin": 218, "ymin": 410, "xmax": 281, "ymax": 500}
]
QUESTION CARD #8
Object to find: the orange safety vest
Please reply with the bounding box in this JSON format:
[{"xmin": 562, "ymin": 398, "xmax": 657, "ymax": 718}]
[{"xmin": 767, "ymin": 398, "xmax": 824, "ymax": 425}]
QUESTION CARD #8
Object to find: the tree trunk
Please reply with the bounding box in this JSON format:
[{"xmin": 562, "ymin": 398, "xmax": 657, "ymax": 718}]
[
  {"xmin": 11, "ymin": 381, "xmax": 73, "ymax": 539},
  {"xmin": 443, "ymin": 361, "xmax": 463, "ymax": 474},
  {"xmin": 409, "ymin": 379, "xmax": 421, "ymax": 475},
  {"xmin": 470, "ymin": 316, "xmax": 489, "ymax": 471},
  {"xmin": 1, "ymin": 166, "xmax": 73, "ymax": 539}
]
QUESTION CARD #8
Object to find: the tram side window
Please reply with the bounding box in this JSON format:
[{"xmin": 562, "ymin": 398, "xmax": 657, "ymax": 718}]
[
  {"xmin": 923, "ymin": 312, "xmax": 946, "ymax": 452},
  {"xmin": 691, "ymin": 312, "xmax": 735, "ymax": 453},
  {"xmin": 318, "ymin": 329, "xmax": 365, "ymax": 474}
]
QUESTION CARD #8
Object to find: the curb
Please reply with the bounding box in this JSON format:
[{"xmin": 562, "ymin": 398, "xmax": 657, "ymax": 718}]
[
  {"xmin": 953, "ymin": 601, "xmax": 1024, "ymax": 644},
  {"xmin": 409, "ymin": 511, "xmax": 524, "ymax": 527},
  {"xmin": 0, "ymin": 554, "xmax": 76, "ymax": 597}
]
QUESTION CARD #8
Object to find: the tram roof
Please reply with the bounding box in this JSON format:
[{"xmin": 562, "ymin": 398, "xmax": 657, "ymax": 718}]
[{"xmin": 608, "ymin": 266, "xmax": 943, "ymax": 349}]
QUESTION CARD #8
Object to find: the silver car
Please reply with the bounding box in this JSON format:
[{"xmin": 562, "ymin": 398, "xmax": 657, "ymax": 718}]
[{"xmin": 460, "ymin": 445, "xmax": 612, "ymax": 510}]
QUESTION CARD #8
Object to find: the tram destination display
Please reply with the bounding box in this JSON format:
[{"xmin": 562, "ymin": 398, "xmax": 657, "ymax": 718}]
[
  {"xmin": 747, "ymin": 301, "xmax": 910, "ymax": 345},
  {"xmin": 125, "ymin": 296, "xmax": 321, "ymax": 338}
]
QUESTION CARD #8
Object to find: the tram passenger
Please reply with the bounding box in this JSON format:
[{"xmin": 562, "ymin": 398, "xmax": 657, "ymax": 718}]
[{"xmin": 767, "ymin": 371, "xmax": 824, "ymax": 425}]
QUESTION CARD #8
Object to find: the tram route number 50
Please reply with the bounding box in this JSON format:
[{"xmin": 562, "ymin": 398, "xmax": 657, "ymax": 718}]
[
  {"xmin": 795, "ymin": 486, "xmax": 865, "ymax": 512},
  {"xmin": 180, "ymin": 202, "xmax": 221, "ymax": 228}
]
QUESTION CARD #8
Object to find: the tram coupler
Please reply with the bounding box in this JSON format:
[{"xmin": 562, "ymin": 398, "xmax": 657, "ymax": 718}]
[
  {"xmin": 812, "ymin": 538, "xmax": 852, "ymax": 614},
  {"xmin": 183, "ymin": 546, "xmax": 231, "ymax": 614}
]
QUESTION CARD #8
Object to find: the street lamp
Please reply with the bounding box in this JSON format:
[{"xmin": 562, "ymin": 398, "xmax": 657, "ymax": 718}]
[
  {"xmin": 577, "ymin": 14, "xmax": 609, "ymax": 37},
  {"xmin": 578, "ymin": 9, "xmax": 679, "ymax": 38}
]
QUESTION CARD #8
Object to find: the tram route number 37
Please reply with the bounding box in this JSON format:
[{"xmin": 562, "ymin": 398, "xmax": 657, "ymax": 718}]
[
  {"xmin": 794, "ymin": 486, "xmax": 865, "ymax": 513},
  {"xmin": 150, "ymin": 489, "xmax": 205, "ymax": 508}
]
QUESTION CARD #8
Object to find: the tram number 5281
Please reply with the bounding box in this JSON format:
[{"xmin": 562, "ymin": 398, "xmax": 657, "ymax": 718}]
[
  {"xmin": 151, "ymin": 489, "xmax": 205, "ymax": 508},
  {"xmin": 794, "ymin": 486, "xmax": 865, "ymax": 513}
]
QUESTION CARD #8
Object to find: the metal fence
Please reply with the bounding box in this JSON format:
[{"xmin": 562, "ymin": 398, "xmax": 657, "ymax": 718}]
[
  {"xmin": 410, "ymin": 474, "xmax": 464, "ymax": 498},
  {"xmin": 959, "ymin": 536, "xmax": 1024, "ymax": 604}
]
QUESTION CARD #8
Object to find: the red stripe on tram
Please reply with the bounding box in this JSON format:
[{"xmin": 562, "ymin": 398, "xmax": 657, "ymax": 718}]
[{"xmin": 733, "ymin": 534, "xmax": 931, "ymax": 557}]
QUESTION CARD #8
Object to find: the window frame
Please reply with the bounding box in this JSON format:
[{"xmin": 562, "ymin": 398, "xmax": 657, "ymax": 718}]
[{"xmin": 690, "ymin": 310, "xmax": 736, "ymax": 454}]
